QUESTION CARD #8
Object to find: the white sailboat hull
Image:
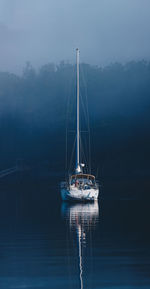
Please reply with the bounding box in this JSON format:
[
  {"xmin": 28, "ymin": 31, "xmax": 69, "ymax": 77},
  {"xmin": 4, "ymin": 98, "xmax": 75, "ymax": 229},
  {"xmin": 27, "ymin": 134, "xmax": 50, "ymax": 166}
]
[{"xmin": 61, "ymin": 187, "xmax": 99, "ymax": 202}]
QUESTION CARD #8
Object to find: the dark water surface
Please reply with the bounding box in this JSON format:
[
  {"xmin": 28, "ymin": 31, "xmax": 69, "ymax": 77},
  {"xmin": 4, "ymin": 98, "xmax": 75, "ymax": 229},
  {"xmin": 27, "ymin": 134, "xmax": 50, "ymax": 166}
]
[{"xmin": 0, "ymin": 179, "xmax": 149, "ymax": 289}]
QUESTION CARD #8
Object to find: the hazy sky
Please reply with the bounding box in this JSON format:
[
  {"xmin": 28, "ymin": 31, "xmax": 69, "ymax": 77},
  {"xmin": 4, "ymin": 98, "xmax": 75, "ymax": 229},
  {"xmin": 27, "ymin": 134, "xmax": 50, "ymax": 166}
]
[{"xmin": 0, "ymin": 0, "xmax": 150, "ymax": 73}]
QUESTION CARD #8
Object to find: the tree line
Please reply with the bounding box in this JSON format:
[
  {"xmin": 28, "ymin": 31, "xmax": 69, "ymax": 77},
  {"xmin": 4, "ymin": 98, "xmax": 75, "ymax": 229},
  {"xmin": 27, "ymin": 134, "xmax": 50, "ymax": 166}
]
[{"xmin": 0, "ymin": 60, "xmax": 150, "ymax": 177}]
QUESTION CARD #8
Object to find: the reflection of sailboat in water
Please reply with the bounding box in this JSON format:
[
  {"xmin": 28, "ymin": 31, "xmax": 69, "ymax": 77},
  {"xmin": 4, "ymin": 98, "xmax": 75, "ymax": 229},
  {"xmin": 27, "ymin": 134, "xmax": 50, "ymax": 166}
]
[{"xmin": 62, "ymin": 202, "xmax": 99, "ymax": 289}]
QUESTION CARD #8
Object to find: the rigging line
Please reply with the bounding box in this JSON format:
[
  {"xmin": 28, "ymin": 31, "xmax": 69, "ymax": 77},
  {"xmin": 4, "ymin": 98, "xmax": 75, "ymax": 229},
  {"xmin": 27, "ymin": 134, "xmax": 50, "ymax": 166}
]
[
  {"xmin": 80, "ymin": 65, "xmax": 91, "ymax": 173},
  {"xmin": 80, "ymin": 64, "xmax": 89, "ymax": 119},
  {"xmin": 80, "ymin": 136, "xmax": 88, "ymax": 170},
  {"xmin": 65, "ymin": 65, "xmax": 76, "ymax": 172},
  {"xmin": 66, "ymin": 69, "xmax": 73, "ymax": 126},
  {"xmin": 68, "ymin": 135, "xmax": 76, "ymax": 174},
  {"xmin": 80, "ymin": 136, "xmax": 88, "ymax": 172},
  {"xmin": 80, "ymin": 64, "xmax": 90, "ymax": 126},
  {"xmin": 80, "ymin": 91, "xmax": 89, "ymax": 129},
  {"xmin": 65, "ymin": 128, "xmax": 68, "ymax": 172},
  {"xmin": 78, "ymin": 61, "xmax": 89, "ymax": 127},
  {"xmin": 80, "ymin": 91, "xmax": 91, "ymax": 171},
  {"xmin": 88, "ymin": 130, "xmax": 91, "ymax": 174},
  {"xmin": 79, "ymin": 95, "xmax": 91, "ymax": 172}
]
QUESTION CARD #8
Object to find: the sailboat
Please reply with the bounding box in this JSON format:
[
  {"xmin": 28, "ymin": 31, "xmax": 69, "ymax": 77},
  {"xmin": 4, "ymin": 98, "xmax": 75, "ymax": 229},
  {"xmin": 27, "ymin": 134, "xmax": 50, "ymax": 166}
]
[{"xmin": 61, "ymin": 49, "xmax": 99, "ymax": 201}]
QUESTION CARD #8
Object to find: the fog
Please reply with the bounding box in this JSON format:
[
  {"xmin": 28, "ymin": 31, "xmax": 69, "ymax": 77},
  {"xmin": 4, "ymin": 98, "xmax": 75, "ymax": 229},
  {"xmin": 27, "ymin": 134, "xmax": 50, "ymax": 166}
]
[{"xmin": 0, "ymin": 0, "xmax": 150, "ymax": 73}]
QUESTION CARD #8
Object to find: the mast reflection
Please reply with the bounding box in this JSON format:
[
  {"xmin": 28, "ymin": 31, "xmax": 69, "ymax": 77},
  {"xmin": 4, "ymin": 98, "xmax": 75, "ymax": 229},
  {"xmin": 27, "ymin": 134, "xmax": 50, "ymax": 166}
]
[{"xmin": 61, "ymin": 202, "xmax": 99, "ymax": 289}]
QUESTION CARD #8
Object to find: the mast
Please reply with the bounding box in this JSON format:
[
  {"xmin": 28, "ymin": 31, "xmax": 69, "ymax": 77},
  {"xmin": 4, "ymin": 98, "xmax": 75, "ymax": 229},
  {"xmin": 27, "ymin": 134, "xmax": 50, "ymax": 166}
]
[{"xmin": 76, "ymin": 48, "xmax": 81, "ymax": 173}]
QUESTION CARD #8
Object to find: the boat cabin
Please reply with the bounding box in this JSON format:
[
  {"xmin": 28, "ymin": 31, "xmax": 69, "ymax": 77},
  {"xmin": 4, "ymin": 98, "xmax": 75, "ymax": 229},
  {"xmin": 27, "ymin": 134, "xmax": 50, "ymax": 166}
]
[{"xmin": 70, "ymin": 174, "xmax": 95, "ymax": 187}]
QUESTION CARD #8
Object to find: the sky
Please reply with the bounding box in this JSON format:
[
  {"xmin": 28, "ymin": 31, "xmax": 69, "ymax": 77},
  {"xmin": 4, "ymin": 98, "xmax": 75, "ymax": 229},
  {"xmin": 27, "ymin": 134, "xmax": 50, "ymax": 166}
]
[{"xmin": 0, "ymin": 0, "xmax": 150, "ymax": 73}]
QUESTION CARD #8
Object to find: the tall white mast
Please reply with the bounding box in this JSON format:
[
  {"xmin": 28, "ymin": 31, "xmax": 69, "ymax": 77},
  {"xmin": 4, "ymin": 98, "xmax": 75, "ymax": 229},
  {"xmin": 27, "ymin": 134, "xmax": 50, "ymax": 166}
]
[{"xmin": 76, "ymin": 48, "xmax": 81, "ymax": 173}]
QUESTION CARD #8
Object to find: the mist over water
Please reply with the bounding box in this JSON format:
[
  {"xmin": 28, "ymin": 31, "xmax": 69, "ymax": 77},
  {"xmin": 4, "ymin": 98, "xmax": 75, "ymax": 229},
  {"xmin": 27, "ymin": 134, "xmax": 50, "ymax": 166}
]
[
  {"xmin": 0, "ymin": 59, "xmax": 150, "ymax": 284},
  {"xmin": 0, "ymin": 61, "xmax": 150, "ymax": 199},
  {"xmin": 0, "ymin": 58, "xmax": 150, "ymax": 286},
  {"xmin": 0, "ymin": 2, "xmax": 150, "ymax": 286}
]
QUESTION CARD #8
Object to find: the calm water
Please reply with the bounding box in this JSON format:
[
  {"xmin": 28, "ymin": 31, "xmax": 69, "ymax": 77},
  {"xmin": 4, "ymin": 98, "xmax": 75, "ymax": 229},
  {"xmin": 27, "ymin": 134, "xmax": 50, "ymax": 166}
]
[{"xmin": 0, "ymin": 179, "xmax": 149, "ymax": 289}]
